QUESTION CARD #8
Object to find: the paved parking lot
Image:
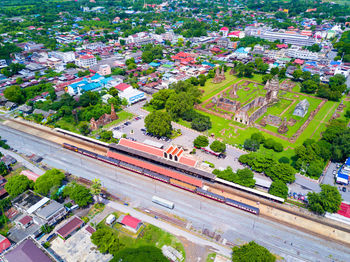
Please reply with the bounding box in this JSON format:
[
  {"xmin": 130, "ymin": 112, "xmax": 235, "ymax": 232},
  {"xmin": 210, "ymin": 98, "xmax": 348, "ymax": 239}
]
[
  {"xmin": 322, "ymin": 162, "xmax": 350, "ymax": 203},
  {"xmin": 109, "ymin": 101, "xmax": 248, "ymax": 174}
]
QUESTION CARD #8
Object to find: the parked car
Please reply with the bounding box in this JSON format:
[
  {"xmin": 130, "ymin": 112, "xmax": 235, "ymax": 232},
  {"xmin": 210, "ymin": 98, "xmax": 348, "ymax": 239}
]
[
  {"xmin": 141, "ymin": 128, "xmax": 146, "ymax": 132},
  {"xmin": 342, "ymin": 187, "xmax": 347, "ymax": 192}
]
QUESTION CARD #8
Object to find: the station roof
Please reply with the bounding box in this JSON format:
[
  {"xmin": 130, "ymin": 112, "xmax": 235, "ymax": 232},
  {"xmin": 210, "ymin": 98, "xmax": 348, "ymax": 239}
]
[
  {"xmin": 106, "ymin": 150, "xmax": 203, "ymax": 187},
  {"xmin": 110, "ymin": 143, "xmax": 214, "ymax": 180}
]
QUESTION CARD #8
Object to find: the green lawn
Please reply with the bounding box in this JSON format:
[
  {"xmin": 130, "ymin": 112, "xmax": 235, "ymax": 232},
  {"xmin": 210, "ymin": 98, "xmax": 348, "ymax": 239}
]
[
  {"xmin": 201, "ymin": 73, "xmax": 241, "ymax": 102},
  {"xmin": 98, "ymin": 212, "xmax": 185, "ymax": 260},
  {"xmin": 102, "ymin": 111, "xmax": 134, "ymax": 129}
]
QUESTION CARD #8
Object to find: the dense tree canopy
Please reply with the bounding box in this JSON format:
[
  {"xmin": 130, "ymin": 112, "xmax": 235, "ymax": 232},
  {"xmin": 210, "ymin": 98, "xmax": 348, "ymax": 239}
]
[
  {"xmin": 307, "ymin": 185, "xmax": 342, "ymax": 215},
  {"xmin": 112, "ymin": 246, "xmax": 168, "ymax": 262},
  {"xmin": 193, "ymin": 135, "xmax": 209, "ymax": 148},
  {"xmin": 232, "ymin": 241, "xmax": 276, "ymax": 262},
  {"xmin": 63, "ymin": 182, "xmax": 92, "ymax": 207},
  {"xmin": 144, "ymin": 110, "xmax": 172, "ymax": 137},
  {"xmin": 239, "ymin": 153, "xmax": 295, "ymax": 183},
  {"xmin": 34, "ymin": 169, "xmax": 65, "ymax": 196},
  {"xmin": 210, "ymin": 140, "xmax": 226, "ymax": 153},
  {"xmin": 91, "ymin": 227, "xmax": 124, "ymax": 255},
  {"xmin": 5, "ymin": 175, "xmax": 34, "ymax": 197},
  {"xmin": 269, "ymin": 180, "xmax": 289, "ymax": 199},
  {"xmin": 213, "ymin": 167, "xmax": 256, "ymax": 188}
]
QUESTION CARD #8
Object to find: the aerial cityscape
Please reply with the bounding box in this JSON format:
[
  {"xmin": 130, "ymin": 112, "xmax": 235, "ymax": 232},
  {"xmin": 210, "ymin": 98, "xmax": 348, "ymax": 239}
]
[{"xmin": 0, "ymin": 0, "xmax": 349, "ymax": 261}]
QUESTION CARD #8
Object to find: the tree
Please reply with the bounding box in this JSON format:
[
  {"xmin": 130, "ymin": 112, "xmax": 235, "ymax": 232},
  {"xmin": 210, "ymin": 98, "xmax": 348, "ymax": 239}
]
[
  {"xmin": 273, "ymin": 142, "xmax": 283, "ymax": 152},
  {"xmin": 91, "ymin": 178, "xmax": 102, "ymax": 203},
  {"xmin": 210, "ymin": 140, "xmax": 226, "ymax": 153},
  {"xmin": 150, "ymin": 89, "xmax": 175, "ymax": 110},
  {"xmin": 142, "ymin": 50, "xmax": 154, "ymax": 63},
  {"xmin": 144, "ymin": 111, "xmax": 172, "ymax": 137},
  {"xmin": 269, "ymin": 180, "xmax": 288, "ymax": 199},
  {"xmin": 34, "ymin": 169, "xmax": 65, "ymax": 196},
  {"xmin": 112, "ymin": 246, "xmax": 168, "ymax": 262},
  {"xmin": 165, "ymin": 92, "xmax": 193, "ymax": 120},
  {"xmin": 78, "ymin": 91, "xmax": 100, "ymax": 107},
  {"xmin": 198, "ymin": 74, "xmax": 206, "ymax": 86},
  {"xmin": 78, "ymin": 122, "xmax": 90, "ymax": 136},
  {"xmin": 63, "ymin": 182, "xmax": 92, "ymax": 207},
  {"xmin": 100, "ymin": 131, "xmax": 113, "ymax": 142},
  {"xmin": 193, "ymin": 135, "xmax": 209, "ymax": 148},
  {"xmin": 251, "ymin": 133, "xmax": 265, "ymax": 144},
  {"xmin": 4, "ymin": 85, "xmax": 25, "ymax": 104},
  {"xmin": 278, "ymin": 157, "xmax": 290, "ymax": 164},
  {"xmin": 66, "ymin": 63, "xmax": 78, "ymax": 69},
  {"xmin": 5, "ymin": 175, "xmax": 34, "ymax": 197},
  {"xmin": 270, "ymin": 67, "xmax": 279, "ymax": 76},
  {"xmin": 292, "ymin": 69, "xmax": 303, "ymax": 81},
  {"xmin": 0, "ymin": 162, "xmax": 8, "ymax": 176},
  {"xmin": 308, "ymin": 44, "xmax": 321, "ymax": 52},
  {"xmin": 191, "ymin": 115, "xmax": 212, "ymax": 131},
  {"xmin": 267, "ymin": 163, "xmax": 296, "ymax": 183},
  {"xmin": 91, "ymin": 227, "xmax": 124, "ymax": 254},
  {"xmin": 307, "ymin": 185, "xmax": 342, "ymax": 215},
  {"xmin": 244, "ymin": 139, "xmax": 260, "ymax": 151},
  {"xmin": 232, "ymin": 241, "xmax": 276, "ymax": 262},
  {"xmin": 345, "ymin": 109, "xmax": 350, "ymax": 119},
  {"xmin": 301, "ymin": 80, "xmax": 318, "ymax": 94}
]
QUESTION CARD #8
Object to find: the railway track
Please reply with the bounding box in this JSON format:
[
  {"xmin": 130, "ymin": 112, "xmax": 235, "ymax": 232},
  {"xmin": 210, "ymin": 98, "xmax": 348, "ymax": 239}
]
[
  {"xmin": 2, "ymin": 118, "xmax": 107, "ymax": 155},
  {"xmin": 3, "ymin": 117, "xmax": 350, "ymax": 246}
]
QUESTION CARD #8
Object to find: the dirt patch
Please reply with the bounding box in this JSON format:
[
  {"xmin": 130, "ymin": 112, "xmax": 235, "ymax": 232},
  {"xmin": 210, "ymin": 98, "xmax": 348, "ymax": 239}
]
[{"xmin": 179, "ymin": 237, "xmax": 211, "ymax": 262}]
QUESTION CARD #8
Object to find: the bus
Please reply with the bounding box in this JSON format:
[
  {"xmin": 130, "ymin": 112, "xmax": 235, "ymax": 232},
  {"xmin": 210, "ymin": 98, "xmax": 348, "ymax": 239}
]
[{"xmin": 152, "ymin": 196, "xmax": 175, "ymax": 209}]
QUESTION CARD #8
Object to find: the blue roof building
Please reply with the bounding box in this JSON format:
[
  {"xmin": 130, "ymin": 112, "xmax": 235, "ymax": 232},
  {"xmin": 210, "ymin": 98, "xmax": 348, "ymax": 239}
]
[{"xmin": 67, "ymin": 74, "xmax": 113, "ymax": 95}]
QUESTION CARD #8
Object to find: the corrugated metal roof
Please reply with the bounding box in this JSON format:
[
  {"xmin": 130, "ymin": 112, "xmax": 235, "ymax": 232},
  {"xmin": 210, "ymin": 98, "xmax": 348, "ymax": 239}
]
[
  {"xmin": 118, "ymin": 138, "xmax": 164, "ymax": 157},
  {"xmin": 109, "ymin": 143, "xmax": 215, "ymax": 180},
  {"xmin": 106, "ymin": 150, "xmax": 203, "ymax": 187},
  {"xmin": 57, "ymin": 216, "xmax": 83, "ymax": 239}
]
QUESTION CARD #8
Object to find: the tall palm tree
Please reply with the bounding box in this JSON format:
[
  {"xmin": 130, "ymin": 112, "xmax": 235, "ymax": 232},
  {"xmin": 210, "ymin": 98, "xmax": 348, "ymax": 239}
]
[{"xmin": 91, "ymin": 178, "xmax": 102, "ymax": 203}]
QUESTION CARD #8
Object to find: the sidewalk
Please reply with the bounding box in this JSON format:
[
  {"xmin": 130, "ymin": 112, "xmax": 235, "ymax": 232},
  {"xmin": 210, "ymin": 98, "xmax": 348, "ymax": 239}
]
[
  {"xmin": 105, "ymin": 200, "xmax": 232, "ymax": 257},
  {"xmin": 0, "ymin": 148, "xmax": 44, "ymax": 175}
]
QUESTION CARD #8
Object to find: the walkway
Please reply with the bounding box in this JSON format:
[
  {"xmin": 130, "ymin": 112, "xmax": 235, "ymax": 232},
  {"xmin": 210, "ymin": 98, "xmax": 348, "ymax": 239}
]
[{"xmin": 0, "ymin": 148, "xmax": 44, "ymax": 175}]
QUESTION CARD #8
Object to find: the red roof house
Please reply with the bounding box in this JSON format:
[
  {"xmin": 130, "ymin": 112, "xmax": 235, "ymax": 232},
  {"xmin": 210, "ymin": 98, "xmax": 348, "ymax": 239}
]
[
  {"xmin": 114, "ymin": 83, "xmax": 131, "ymax": 92},
  {"xmin": 294, "ymin": 59, "xmax": 305, "ymax": 65},
  {"xmin": 20, "ymin": 170, "xmax": 41, "ymax": 182},
  {"xmin": 18, "ymin": 216, "xmax": 33, "ymax": 228},
  {"xmin": 0, "ymin": 235, "xmax": 11, "ymax": 254},
  {"xmin": 118, "ymin": 215, "xmax": 142, "ymax": 232},
  {"xmin": 57, "ymin": 216, "xmax": 84, "ymax": 240}
]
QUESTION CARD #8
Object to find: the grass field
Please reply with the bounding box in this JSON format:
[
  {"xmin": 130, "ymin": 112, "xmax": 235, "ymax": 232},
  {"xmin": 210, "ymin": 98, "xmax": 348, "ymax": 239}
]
[
  {"xmin": 195, "ymin": 73, "xmax": 345, "ymax": 160},
  {"xmin": 98, "ymin": 212, "xmax": 185, "ymax": 260}
]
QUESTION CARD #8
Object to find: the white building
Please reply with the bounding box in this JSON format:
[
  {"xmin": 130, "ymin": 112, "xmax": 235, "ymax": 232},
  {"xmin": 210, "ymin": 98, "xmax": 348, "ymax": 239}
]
[
  {"xmin": 114, "ymin": 83, "xmax": 145, "ymax": 104},
  {"xmin": 51, "ymin": 51, "xmax": 75, "ymax": 63},
  {"xmin": 99, "ymin": 64, "xmax": 111, "ymax": 76},
  {"xmin": 285, "ymin": 48, "xmax": 319, "ymax": 61},
  {"xmin": 75, "ymin": 55, "xmax": 97, "ymax": 68}
]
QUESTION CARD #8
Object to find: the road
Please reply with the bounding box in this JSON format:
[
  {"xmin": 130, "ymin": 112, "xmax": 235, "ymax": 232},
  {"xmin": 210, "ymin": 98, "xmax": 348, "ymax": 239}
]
[
  {"xmin": 105, "ymin": 200, "xmax": 232, "ymax": 257},
  {"xmin": 0, "ymin": 147, "xmax": 45, "ymax": 175},
  {"xmin": 0, "ymin": 124, "xmax": 350, "ymax": 262}
]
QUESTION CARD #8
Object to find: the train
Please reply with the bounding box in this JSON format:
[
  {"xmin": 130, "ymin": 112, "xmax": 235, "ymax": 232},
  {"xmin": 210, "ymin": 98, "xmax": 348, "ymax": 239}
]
[
  {"xmin": 58, "ymin": 126, "xmax": 283, "ymax": 204},
  {"xmin": 62, "ymin": 142, "xmax": 260, "ymax": 215}
]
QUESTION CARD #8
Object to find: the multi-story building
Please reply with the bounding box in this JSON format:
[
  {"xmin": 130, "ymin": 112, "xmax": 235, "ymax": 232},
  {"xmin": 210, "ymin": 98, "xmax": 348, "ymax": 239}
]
[
  {"xmin": 51, "ymin": 51, "xmax": 75, "ymax": 63},
  {"xmin": 246, "ymin": 27, "xmax": 315, "ymax": 46},
  {"xmin": 98, "ymin": 64, "xmax": 111, "ymax": 76},
  {"xmin": 285, "ymin": 48, "xmax": 319, "ymax": 60},
  {"xmin": 75, "ymin": 55, "xmax": 97, "ymax": 68}
]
